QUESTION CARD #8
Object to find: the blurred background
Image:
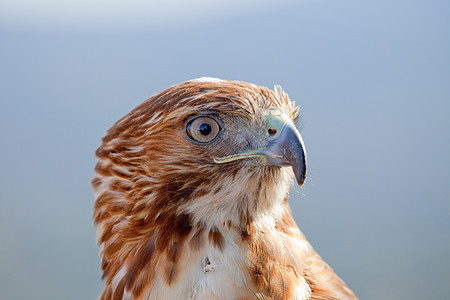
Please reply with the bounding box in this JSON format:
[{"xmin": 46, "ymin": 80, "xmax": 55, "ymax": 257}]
[{"xmin": 1, "ymin": 0, "xmax": 449, "ymax": 299}]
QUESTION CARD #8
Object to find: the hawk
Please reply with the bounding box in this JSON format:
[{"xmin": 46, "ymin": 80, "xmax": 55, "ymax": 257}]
[{"xmin": 92, "ymin": 78, "xmax": 357, "ymax": 300}]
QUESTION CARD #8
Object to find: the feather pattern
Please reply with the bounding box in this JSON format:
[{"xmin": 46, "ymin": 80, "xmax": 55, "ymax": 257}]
[{"xmin": 92, "ymin": 78, "xmax": 357, "ymax": 299}]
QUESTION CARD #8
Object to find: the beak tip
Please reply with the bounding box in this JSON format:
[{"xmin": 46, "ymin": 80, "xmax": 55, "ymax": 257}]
[
  {"xmin": 295, "ymin": 174, "xmax": 306, "ymax": 187},
  {"xmin": 292, "ymin": 165, "xmax": 306, "ymax": 187}
]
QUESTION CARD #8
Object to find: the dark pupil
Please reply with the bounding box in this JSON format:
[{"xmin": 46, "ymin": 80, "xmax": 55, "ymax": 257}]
[{"xmin": 199, "ymin": 123, "xmax": 212, "ymax": 135}]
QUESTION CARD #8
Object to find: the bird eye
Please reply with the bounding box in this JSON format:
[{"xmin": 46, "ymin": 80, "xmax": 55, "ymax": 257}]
[{"xmin": 186, "ymin": 116, "xmax": 221, "ymax": 143}]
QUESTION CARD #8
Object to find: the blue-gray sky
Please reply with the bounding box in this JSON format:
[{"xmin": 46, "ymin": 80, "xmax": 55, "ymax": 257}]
[{"xmin": 0, "ymin": 0, "xmax": 449, "ymax": 299}]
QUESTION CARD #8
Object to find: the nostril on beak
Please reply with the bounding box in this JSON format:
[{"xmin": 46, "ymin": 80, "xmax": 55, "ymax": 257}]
[{"xmin": 268, "ymin": 128, "xmax": 277, "ymax": 136}]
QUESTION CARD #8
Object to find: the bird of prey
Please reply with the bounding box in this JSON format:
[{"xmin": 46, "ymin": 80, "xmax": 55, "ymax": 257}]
[{"xmin": 92, "ymin": 78, "xmax": 357, "ymax": 300}]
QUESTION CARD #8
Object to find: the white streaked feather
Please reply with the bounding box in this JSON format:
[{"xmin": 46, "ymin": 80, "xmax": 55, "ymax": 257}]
[
  {"xmin": 180, "ymin": 167, "xmax": 292, "ymax": 231},
  {"xmin": 145, "ymin": 224, "xmax": 310, "ymax": 300}
]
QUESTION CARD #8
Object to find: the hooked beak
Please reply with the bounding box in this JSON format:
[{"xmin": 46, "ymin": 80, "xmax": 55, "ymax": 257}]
[
  {"xmin": 261, "ymin": 120, "xmax": 307, "ymax": 186},
  {"xmin": 214, "ymin": 111, "xmax": 307, "ymax": 186}
]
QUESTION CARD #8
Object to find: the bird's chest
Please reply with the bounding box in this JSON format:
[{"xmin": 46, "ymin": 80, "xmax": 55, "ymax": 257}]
[
  {"xmin": 190, "ymin": 242, "xmax": 252, "ymax": 299},
  {"xmin": 188, "ymin": 232, "xmax": 310, "ymax": 300},
  {"xmin": 147, "ymin": 227, "xmax": 310, "ymax": 300}
]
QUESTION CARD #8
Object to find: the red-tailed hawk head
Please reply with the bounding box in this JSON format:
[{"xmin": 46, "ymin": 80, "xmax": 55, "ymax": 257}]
[{"xmin": 92, "ymin": 78, "xmax": 356, "ymax": 300}]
